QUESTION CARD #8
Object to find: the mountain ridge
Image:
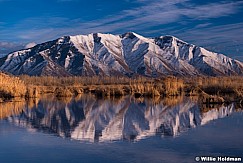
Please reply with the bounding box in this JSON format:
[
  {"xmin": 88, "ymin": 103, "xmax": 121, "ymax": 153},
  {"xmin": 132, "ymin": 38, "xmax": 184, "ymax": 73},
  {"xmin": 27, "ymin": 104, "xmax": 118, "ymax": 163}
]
[{"xmin": 0, "ymin": 32, "xmax": 242, "ymax": 77}]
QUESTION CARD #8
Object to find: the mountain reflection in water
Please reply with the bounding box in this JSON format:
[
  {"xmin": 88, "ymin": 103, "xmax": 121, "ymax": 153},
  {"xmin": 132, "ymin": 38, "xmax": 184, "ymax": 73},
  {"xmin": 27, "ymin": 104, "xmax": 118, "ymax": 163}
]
[{"xmin": 0, "ymin": 95, "xmax": 240, "ymax": 142}]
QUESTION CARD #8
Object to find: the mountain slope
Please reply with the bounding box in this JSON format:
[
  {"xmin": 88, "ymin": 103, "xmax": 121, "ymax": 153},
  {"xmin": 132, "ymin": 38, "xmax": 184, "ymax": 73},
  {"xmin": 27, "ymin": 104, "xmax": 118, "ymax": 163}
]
[{"xmin": 0, "ymin": 32, "xmax": 242, "ymax": 77}]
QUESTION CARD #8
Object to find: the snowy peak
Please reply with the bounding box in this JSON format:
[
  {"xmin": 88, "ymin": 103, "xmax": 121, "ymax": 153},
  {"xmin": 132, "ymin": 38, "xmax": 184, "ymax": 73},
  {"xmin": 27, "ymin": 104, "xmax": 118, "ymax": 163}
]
[
  {"xmin": 120, "ymin": 32, "xmax": 137, "ymax": 39},
  {"xmin": 0, "ymin": 32, "xmax": 242, "ymax": 77}
]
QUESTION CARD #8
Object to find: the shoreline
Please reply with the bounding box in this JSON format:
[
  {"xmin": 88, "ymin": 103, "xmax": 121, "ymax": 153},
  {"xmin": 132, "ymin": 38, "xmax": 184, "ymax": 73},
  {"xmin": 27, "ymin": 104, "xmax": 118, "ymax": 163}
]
[{"xmin": 0, "ymin": 74, "xmax": 242, "ymax": 105}]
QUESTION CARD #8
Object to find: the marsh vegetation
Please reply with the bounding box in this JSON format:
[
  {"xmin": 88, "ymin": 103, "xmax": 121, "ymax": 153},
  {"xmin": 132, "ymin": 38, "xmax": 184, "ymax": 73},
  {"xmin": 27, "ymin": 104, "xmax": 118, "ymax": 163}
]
[{"xmin": 0, "ymin": 72, "xmax": 242, "ymax": 104}]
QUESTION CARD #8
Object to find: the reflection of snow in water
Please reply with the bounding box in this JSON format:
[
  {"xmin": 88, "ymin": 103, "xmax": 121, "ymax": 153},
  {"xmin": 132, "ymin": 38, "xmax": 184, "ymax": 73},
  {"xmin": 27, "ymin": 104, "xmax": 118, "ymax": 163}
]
[
  {"xmin": 4, "ymin": 96, "xmax": 238, "ymax": 142},
  {"xmin": 201, "ymin": 104, "xmax": 234, "ymax": 125}
]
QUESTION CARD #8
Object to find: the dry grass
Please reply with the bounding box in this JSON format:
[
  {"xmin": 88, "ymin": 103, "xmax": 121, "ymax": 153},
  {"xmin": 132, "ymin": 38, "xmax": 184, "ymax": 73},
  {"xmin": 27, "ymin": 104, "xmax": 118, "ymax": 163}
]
[
  {"xmin": 19, "ymin": 75, "xmax": 184, "ymax": 98},
  {"xmin": 1, "ymin": 75, "xmax": 242, "ymax": 120},
  {"xmin": 0, "ymin": 72, "xmax": 26, "ymax": 99},
  {"xmin": 19, "ymin": 75, "xmax": 243, "ymax": 102},
  {"xmin": 184, "ymin": 76, "xmax": 243, "ymax": 103},
  {"xmin": 0, "ymin": 73, "xmax": 242, "ymax": 104},
  {"xmin": 19, "ymin": 75, "xmax": 132, "ymax": 86}
]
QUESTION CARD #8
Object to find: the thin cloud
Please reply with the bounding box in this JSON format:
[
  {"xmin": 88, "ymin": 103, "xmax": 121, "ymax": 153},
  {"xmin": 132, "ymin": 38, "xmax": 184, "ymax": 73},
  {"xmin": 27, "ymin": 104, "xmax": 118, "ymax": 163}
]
[
  {"xmin": 1, "ymin": 0, "xmax": 242, "ymax": 42},
  {"xmin": 178, "ymin": 22, "xmax": 243, "ymax": 45},
  {"xmin": 25, "ymin": 42, "xmax": 37, "ymax": 49},
  {"xmin": 181, "ymin": 2, "xmax": 243, "ymax": 19},
  {"xmin": 0, "ymin": 42, "xmax": 25, "ymax": 55},
  {"xmin": 195, "ymin": 23, "xmax": 212, "ymax": 28},
  {"xmin": 0, "ymin": 0, "xmax": 242, "ymax": 60},
  {"xmin": 173, "ymin": 22, "xmax": 243, "ymax": 59}
]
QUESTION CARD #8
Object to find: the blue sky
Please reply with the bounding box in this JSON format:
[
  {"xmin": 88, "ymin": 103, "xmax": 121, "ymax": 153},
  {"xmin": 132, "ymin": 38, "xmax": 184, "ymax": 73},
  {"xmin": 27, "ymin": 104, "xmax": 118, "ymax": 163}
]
[{"xmin": 0, "ymin": 0, "xmax": 243, "ymax": 60}]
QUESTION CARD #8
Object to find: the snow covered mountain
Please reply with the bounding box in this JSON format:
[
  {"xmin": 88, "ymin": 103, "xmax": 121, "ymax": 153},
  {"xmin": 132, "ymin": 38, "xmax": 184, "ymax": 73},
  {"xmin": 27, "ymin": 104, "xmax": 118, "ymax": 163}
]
[
  {"xmin": 0, "ymin": 32, "xmax": 243, "ymax": 76},
  {"xmin": 5, "ymin": 96, "xmax": 237, "ymax": 142}
]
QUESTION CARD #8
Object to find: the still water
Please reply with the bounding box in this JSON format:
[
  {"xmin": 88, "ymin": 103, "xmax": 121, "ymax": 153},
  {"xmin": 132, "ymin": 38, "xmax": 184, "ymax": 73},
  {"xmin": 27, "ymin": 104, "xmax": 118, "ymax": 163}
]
[{"xmin": 0, "ymin": 95, "xmax": 242, "ymax": 163}]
